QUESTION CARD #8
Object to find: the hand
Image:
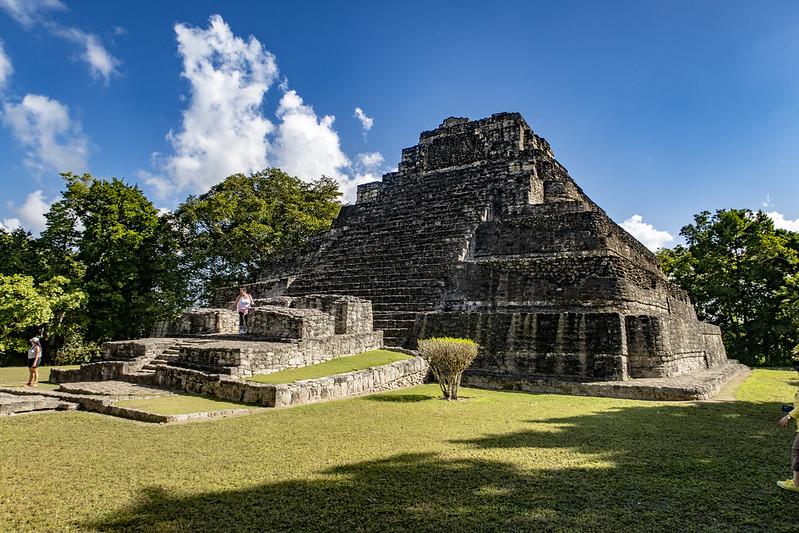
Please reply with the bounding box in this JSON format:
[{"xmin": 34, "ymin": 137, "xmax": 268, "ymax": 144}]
[{"xmin": 779, "ymin": 415, "xmax": 791, "ymax": 428}]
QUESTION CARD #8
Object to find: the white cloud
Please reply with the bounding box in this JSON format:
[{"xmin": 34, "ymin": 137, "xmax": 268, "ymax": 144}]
[
  {"xmin": 3, "ymin": 190, "xmax": 53, "ymax": 234},
  {"xmin": 621, "ymin": 214, "xmax": 674, "ymax": 251},
  {"xmin": 767, "ymin": 211, "xmax": 799, "ymax": 232},
  {"xmin": 335, "ymin": 151, "xmax": 388, "ymax": 204},
  {"xmin": 0, "ymin": 0, "xmax": 65, "ymax": 27},
  {"xmin": 147, "ymin": 15, "xmax": 375, "ymax": 206},
  {"xmin": 354, "ymin": 107, "xmax": 373, "ymax": 132},
  {"xmin": 50, "ymin": 26, "xmax": 119, "ymax": 84},
  {"xmin": 0, "ymin": 217, "xmax": 20, "ymax": 231},
  {"xmin": 0, "ymin": 1, "xmax": 119, "ymax": 84},
  {"xmin": 356, "ymin": 152, "xmax": 383, "ymax": 169},
  {"xmin": 136, "ymin": 169, "xmax": 172, "ymax": 201},
  {"xmin": 162, "ymin": 14, "xmax": 277, "ymax": 196},
  {"xmin": 0, "ymin": 40, "xmax": 12, "ymax": 90},
  {"xmin": 273, "ymin": 89, "xmax": 349, "ymax": 183},
  {"xmin": 2, "ymin": 93, "xmax": 89, "ymax": 174}
]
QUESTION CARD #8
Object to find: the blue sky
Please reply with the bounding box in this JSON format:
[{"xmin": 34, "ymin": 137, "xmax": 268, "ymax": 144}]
[{"xmin": 0, "ymin": 0, "xmax": 797, "ymax": 249}]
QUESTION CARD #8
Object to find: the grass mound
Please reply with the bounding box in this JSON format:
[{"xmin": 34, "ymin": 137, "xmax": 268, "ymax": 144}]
[{"xmin": 247, "ymin": 349, "xmax": 411, "ymax": 384}]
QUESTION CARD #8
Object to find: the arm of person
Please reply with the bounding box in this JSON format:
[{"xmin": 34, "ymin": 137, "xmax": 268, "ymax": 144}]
[{"xmin": 33, "ymin": 346, "xmax": 41, "ymax": 366}]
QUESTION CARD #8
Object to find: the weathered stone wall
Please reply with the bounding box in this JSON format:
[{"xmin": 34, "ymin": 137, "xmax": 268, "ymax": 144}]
[
  {"xmin": 248, "ymin": 307, "xmax": 335, "ymax": 340},
  {"xmin": 415, "ymin": 311, "xmax": 629, "ymax": 381},
  {"xmin": 102, "ymin": 338, "xmax": 175, "ymax": 361},
  {"xmin": 154, "ymin": 366, "xmax": 277, "ymax": 406},
  {"xmin": 154, "ymin": 356, "xmax": 428, "ymax": 407},
  {"xmin": 290, "ymin": 294, "xmax": 374, "ymax": 334},
  {"xmin": 50, "ymin": 361, "xmax": 130, "ymax": 384},
  {"xmin": 174, "ymin": 331, "xmax": 383, "ymax": 376},
  {"xmin": 152, "ymin": 309, "xmax": 239, "ymax": 337}
]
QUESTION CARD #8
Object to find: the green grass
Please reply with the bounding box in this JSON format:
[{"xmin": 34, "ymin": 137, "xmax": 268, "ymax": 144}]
[
  {"xmin": 736, "ymin": 368, "xmax": 798, "ymax": 403},
  {"xmin": 247, "ymin": 349, "xmax": 411, "ymax": 384},
  {"xmin": 0, "ymin": 365, "xmax": 78, "ymax": 390},
  {"xmin": 115, "ymin": 394, "xmax": 251, "ymax": 415},
  {"xmin": 0, "ymin": 369, "xmax": 797, "ymax": 532}
]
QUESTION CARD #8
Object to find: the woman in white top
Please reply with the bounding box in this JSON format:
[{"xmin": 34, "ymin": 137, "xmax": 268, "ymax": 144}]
[
  {"xmin": 26, "ymin": 336, "xmax": 42, "ymax": 387},
  {"xmin": 235, "ymin": 287, "xmax": 254, "ymax": 334}
]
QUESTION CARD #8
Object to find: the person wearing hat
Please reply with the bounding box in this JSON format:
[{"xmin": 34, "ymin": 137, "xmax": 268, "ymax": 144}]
[{"xmin": 26, "ymin": 337, "xmax": 42, "ymax": 387}]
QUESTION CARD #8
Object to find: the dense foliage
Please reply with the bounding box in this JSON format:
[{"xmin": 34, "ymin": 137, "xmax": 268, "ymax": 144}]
[
  {"xmin": 417, "ymin": 337, "xmax": 479, "ymax": 400},
  {"xmin": 174, "ymin": 169, "xmax": 340, "ymax": 303},
  {"xmin": 657, "ymin": 209, "xmax": 799, "ymax": 366},
  {"xmin": 0, "ymin": 170, "xmax": 340, "ymax": 363}
]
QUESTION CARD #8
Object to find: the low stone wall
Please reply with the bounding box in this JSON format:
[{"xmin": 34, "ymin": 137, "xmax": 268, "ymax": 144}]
[
  {"xmin": 272, "ymin": 357, "xmax": 428, "ymax": 407},
  {"xmin": 153, "ymin": 366, "xmax": 277, "ymax": 406},
  {"xmin": 462, "ymin": 360, "xmax": 749, "ymax": 401},
  {"xmin": 154, "ymin": 356, "xmax": 429, "ymax": 408},
  {"xmin": 152, "ymin": 309, "xmax": 239, "ymax": 337},
  {"xmin": 50, "ymin": 361, "xmax": 130, "ymax": 383},
  {"xmin": 102, "ymin": 338, "xmax": 175, "ymax": 361},
  {"xmin": 248, "ymin": 307, "xmax": 335, "ymax": 340},
  {"xmin": 176, "ymin": 331, "xmax": 383, "ymax": 376}
]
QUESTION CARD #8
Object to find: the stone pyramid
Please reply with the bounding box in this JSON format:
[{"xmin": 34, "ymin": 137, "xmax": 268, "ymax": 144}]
[{"xmin": 229, "ymin": 113, "xmax": 728, "ymax": 385}]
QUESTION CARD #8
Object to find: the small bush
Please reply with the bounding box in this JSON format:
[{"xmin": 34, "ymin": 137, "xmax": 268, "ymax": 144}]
[
  {"xmin": 52, "ymin": 328, "xmax": 100, "ymax": 365},
  {"xmin": 417, "ymin": 337, "xmax": 479, "ymax": 400}
]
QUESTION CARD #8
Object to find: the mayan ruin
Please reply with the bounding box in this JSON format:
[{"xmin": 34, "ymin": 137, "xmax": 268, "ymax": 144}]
[
  {"xmin": 0, "ymin": 111, "xmax": 748, "ymax": 425},
  {"xmin": 227, "ymin": 112, "xmax": 742, "ymax": 393}
]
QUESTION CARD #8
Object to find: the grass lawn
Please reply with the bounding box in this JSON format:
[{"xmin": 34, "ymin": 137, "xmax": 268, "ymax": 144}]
[
  {"xmin": 0, "ymin": 369, "xmax": 797, "ymax": 531},
  {"xmin": 247, "ymin": 349, "xmax": 411, "ymax": 384},
  {"xmin": 0, "ymin": 365, "xmax": 78, "ymax": 390},
  {"xmin": 115, "ymin": 394, "xmax": 251, "ymax": 415}
]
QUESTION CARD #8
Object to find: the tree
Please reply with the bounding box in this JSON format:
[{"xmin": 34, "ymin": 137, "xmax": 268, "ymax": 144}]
[
  {"xmin": 0, "ymin": 227, "xmax": 45, "ymax": 278},
  {"xmin": 418, "ymin": 337, "xmax": 479, "ymax": 400},
  {"xmin": 41, "ymin": 173, "xmax": 188, "ymax": 342},
  {"xmin": 175, "ymin": 169, "xmax": 340, "ymax": 303},
  {"xmin": 657, "ymin": 209, "xmax": 799, "ymax": 366},
  {"xmin": 0, "ymin": 274, "xmax": 84, "ymax": 361}
]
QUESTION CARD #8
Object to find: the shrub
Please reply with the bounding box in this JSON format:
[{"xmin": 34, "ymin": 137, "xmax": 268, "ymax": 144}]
[
  {"xmin": 52, "ymin": 327, "xmax": 101, "ymax": 365},
  {"xmin": 417, "ymin": 337, "xmax": 479, "ymax": 400}
]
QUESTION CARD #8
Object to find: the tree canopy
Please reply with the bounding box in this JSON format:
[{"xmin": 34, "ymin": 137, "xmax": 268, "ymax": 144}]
[
  {"xmin": 174, "ymin": 169, "xmax": 340, "ymax": 303},
  {"xmin": 0, "ymin": 169, "xmax": 340, "ymax": 362},
  {"xmin": 657, "ymin": 209, "xmax": 799, "ymax": 366}
]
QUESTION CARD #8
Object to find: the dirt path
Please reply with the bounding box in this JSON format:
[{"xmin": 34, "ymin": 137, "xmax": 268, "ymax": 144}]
[{"xmin": 706, "ymin": 368, "xmax": 753, "ymax": 402}]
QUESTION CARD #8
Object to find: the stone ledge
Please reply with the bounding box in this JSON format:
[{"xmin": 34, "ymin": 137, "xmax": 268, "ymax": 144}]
[
  {"xmin": 0, "ymin": 385, "xmax": 254, "ymax": 423},
  {"xmin": 272, "ymin": 357, "xmax": 430, "ymax": 407},
  {"xmin": 462, "ymin": 361, "xmax": 749, "ymax": 401},
  {"xmin": 0, "ymin": 391, "xmax": 77, "ymax": 415},
  {"xmin": 153, "ymin": 356, "xmax": 430, "ymax": 408}
]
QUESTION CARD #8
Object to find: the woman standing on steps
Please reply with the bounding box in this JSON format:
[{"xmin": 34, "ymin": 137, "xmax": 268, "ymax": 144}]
[
  {"xmin": 26, "ymin": 337, "xmax": 42, "ymax": 387},
  {"xmin": 236, "ymin": 287, "xmax": 254, "ymax": 334}
]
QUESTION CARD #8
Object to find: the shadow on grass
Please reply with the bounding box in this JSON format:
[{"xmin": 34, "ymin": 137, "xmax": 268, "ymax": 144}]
[
  {"xmin": 365, "ymin": 393, "xmax": 437, "ymax": 403},
  {"xmin": 83, "ymin": 400, "xmax": 798, "ymax": 532}
]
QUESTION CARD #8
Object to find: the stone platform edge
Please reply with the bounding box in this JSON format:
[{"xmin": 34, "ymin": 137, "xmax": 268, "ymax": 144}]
[
  {"xmin": 153, "ymin": 356, "xmax": 430, "ymax": 408},
  {"xmin": 461, "ymin": 361, "xmax": 750, "ymax": 401},
  {"xmin": 0, "ymin": 385, "xmax": 254, "ymax": 423}
]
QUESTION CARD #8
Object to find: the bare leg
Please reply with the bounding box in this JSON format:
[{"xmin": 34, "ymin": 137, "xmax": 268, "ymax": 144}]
[
  {"xmin": 26, "ymin": 367, "xmax": 33, "ymax": 386},
  {"xmin": 31, "ymin": 367, "xmax": 39, "ymax": 386}
]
